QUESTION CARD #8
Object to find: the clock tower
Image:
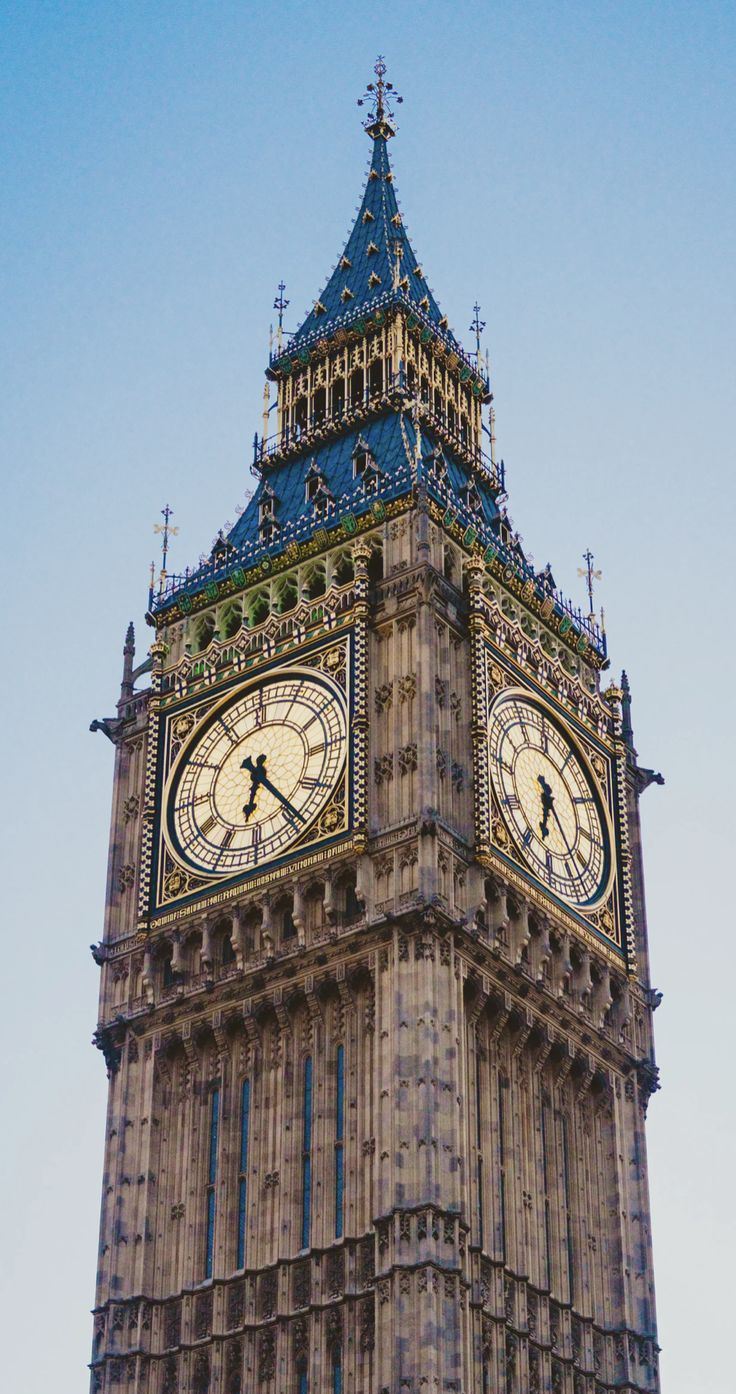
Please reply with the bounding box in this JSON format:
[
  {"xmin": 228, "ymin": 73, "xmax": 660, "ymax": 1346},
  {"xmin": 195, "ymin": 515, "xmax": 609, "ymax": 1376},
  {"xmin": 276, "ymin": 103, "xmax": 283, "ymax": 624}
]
[{"xmin": 90, "ymin": 61, "xmax": 661, "ymax": 1394}]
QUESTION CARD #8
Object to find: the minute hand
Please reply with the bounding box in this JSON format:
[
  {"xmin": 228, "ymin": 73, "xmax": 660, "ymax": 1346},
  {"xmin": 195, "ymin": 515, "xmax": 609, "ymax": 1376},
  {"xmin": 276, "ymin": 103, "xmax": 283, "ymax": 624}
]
[
  {"xmin": 549, "ymin": 802, "xmax": 575, "ymax": 857},
  {"xmin": 257, "ymin": 773, "xmax": 306, "ymax": 824}
]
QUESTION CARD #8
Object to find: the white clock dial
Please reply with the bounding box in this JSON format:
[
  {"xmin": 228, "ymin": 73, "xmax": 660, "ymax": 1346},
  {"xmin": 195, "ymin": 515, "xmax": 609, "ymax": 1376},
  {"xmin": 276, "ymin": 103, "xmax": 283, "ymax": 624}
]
[
  {"xmin": 488, "ymin": 689, "xmax": 612, "ymax": 907},
  {"xmin": 165, "ymin": 669, "xmax": 347, "ymax": 877}
]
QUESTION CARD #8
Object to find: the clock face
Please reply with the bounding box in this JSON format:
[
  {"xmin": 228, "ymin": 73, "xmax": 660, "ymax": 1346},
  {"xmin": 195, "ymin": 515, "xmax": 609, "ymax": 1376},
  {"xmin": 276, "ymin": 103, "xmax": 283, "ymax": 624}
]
[
  {"xmin": 488, "ymin": 689, "xmax": 612, "ymax": 907},
  {"xmin": 165, "ymin": 669, "xmax": 348, "ymax": 877}
]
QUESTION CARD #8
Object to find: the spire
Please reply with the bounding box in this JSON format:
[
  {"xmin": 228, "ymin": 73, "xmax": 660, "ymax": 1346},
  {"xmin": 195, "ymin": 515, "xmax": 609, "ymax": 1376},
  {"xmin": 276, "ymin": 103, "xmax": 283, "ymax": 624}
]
[
  {"xmin": 620, "ymin": 669, "xmax": 634, "ymax": 750},
  {"xmin": 282, "ymin": 61, "xmax": 453, "ymax": 355},
  {"xmin": 120, "ymin": 622, "xmax": 135, "ymax": 702}
]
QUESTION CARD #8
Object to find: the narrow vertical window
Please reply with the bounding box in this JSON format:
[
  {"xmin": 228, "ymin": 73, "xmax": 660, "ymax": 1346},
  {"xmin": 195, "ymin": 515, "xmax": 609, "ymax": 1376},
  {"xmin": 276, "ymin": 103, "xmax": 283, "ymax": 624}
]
[
  {"xmin": 560, "ymin": 1114, "xmax": 575, "ymax": 1302},
  {"xmin": 236, "ymin": 1079, "xmax": 251, "ymax": 1269},
  {"xmin": 475, "ymin": 1045, "xmax": 484, "ymax": 1249},
  {"xmin": 540, "ymin": 1095, "xmax": 553, "ymax": 1291},
  {"xmin": 335, "ymin": 1044, "xmax": 345, "ymax": 1239},
  {"xmin": 301, "ymin": 1056, "xmax": 313, "ymax": 1250},
  {"xmin": 205, "ymin": 1087, "xmax": 219, "ymax": 1280},
  {"xmin": 497, "ymin": 1074, "xmax": 507, "ymax": 1260},
  {"xmin": 332, "ymin": 1348, "xmax": 342, "ymax": 1394},
  {"xmin": 297, "ymin": 1368, "xmax": 308, "ymax": 1394}
]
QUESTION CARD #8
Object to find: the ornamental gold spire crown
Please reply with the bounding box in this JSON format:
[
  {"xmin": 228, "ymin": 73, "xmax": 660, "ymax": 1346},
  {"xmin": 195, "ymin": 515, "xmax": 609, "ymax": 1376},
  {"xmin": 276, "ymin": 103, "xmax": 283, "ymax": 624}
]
[{"xmin": 357, "ymin": 55, "xmax": 403, "ymax": 140}]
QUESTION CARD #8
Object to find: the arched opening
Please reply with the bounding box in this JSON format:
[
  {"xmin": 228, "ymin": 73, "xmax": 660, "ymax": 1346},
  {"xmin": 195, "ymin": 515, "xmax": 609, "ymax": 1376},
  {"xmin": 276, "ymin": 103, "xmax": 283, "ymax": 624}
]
[
  {"xmin": 367, "ymin": 546, "xmax": 384, "ymax": 586},
  {"xmin": 273, "ymin": 894, "xmax": 296, "ymax": 943},
  {"xmin": 303, "ymin": 565, "xmax": 326, "ymax": 601},
  {"xmin": 194, "ymin": 613, "xmax": 216, "ymax": 653},
  {"xmin": 368, "ymin": 358, "xmax": 383, "ymax": 397},
  {"xmin": 312, "ymin": 387, "xmax": 326, "ymax": 426},
  {"xmin": 274, "ymin": 575, "xmax": 298, "ymax": 614},
  {"xmin": 331, "ymin": 378, "xmax": 345, "ymax": 417},
  {"xmin": 349, "ymin": 368, "xmax": 363, "ymax": 408},
  {"xmin": 294, "ymin": 396, "xmax": 308, "ymax": 434},
  {"xmin": 333, "ymin": 552, "xmax": 354, "ymax": 588}
]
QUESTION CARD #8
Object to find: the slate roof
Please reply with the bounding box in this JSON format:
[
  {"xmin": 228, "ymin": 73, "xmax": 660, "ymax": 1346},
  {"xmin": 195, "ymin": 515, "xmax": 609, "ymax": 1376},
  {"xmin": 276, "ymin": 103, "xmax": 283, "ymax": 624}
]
[
  {"xmin": 287, "ymin": 133, "xmax": 456, "ymax": 351},
  {"xmin": 227, "ymin": 412, "xmax": 416, "ymax": 552},
  {"xmin": 226, "ymin": 409, "xmax": 501, "ymax": 554}
]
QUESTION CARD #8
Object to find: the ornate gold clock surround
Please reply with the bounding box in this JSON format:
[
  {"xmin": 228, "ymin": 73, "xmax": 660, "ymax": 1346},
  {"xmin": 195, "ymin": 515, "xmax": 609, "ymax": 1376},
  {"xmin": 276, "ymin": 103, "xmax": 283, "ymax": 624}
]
[
  {"xmin": 474, "ymin": 639, "xmax": 630, "ymax": 963},
  {"xmin": 149, "ymin": 632, "xmax": 355, "ymax": 916}
]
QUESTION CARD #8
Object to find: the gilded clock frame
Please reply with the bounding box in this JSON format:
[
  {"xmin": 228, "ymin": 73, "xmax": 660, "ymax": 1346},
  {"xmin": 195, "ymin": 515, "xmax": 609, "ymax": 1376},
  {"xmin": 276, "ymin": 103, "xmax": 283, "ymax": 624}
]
[
  {"xmin": 147, "ymin": 630, "xmax": 357, "ymax": 919},
  {"xmin": 475, "ymin": 639, "xmax": 629, "ymax": 962}
]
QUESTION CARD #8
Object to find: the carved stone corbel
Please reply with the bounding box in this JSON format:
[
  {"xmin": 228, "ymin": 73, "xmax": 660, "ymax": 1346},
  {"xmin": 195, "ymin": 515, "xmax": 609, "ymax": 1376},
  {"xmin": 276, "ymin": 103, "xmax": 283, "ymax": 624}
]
[
  {"xmin": 490, "ymin": 993, "xmax": 512, "ymax": 1047},
  {"xmin": 573, "ymin": 949, "xmax": 593, "ymax": 1008},
  {"xmin": 591, "ymin": 962, "xmax": 613, "ymax": 1029},
  {"xmin": 485, "ymin": 873, "xmax": 510, "ymax": 941},
  {"xmin": 508, "ymin": 893, "xmax": 531, "ymax": 966},
  {"xmin": 200, "ymin": 920, "xmax": 214, "ymax": 977},
  {"xmin": 231, "ymin": 904, "xmax": 247, "ymax": 971},
  {"xmin": 533, "ymin": 1026, "xmax": 554, "ymax": 1076},
  {"xmin": 260, "ymin": 898, "xmax": 274, "ymax": 960},
  {"xmin": 142, "ymin": 946, "xmax": 154, "ymax": 1005},
  {"xmin": 169, "ymin": 933, "xmax": 184, "ymax": 977},
  {"xmin": 292, "ymin": 884, "xmax": 306, "ymax": 948}
]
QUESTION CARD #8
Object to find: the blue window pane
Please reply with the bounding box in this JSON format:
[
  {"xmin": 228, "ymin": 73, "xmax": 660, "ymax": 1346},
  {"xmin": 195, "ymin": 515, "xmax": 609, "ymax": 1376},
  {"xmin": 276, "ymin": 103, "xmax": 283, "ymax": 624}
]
[
  {"xmin": 208, "ymin": 1088, "xmax": 220, "ymax": 1186},
  {"xmin": 205, "ymin": 1188, "xmax": 216, "ymax": 1279},
  {"xmin": 237, "ymin": 1080, "xmax": 250, "ymax": 1268},
  {"xmin": 298, "ymin": 1373, "xmax": 308, "ymax": 1394},
  {"xmin": 240, "ymin": 1079, "xmax": 251, "ymax": 1171},
  {"xmin": 303, "ymin": 1057, "xmax": 313, "ymax": 1151},
  {"xmin": 205, "ymin": 1087, "xmax": 220, "ymax": 1279},
  {"xmin": 333, "ymin": 1352, "xmax": 342, "ymax": 1394}
]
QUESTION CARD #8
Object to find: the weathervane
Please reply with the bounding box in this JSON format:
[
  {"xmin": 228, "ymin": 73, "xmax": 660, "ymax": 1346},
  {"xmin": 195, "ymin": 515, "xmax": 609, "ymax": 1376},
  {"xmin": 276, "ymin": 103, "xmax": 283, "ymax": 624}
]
[
  {"xmin": 469, "ymin": 302, "xmax": 486, "ymax": 370},
  {"xmin": 358, "ymin": 56, "xmax": 403, "ymax": 138},
  {"xmin": 578, "ymin": 548, "xmax": 602, "ymax": 620}
]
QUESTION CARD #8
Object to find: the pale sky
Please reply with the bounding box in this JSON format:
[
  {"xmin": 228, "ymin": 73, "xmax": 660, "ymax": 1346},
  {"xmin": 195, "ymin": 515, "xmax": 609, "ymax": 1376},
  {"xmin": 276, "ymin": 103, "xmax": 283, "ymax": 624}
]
[{"xmin": 2, "ymin": 3, "xmax": 734, "ymax": 1391}]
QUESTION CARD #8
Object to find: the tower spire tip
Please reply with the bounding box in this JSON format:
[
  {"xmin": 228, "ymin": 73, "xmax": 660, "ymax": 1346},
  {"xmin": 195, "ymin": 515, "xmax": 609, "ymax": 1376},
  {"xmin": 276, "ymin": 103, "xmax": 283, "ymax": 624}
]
[{"xmin": 358, "ymin": 56, "xmax": 403, "ymax": 139}]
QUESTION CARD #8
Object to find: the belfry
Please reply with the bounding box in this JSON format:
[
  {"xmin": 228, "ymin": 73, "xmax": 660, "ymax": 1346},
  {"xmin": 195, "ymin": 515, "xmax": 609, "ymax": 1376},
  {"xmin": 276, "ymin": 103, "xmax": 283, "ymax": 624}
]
[{"xmin": 90, "ymin": 60, "xmax": 661, "ymax": 1394}]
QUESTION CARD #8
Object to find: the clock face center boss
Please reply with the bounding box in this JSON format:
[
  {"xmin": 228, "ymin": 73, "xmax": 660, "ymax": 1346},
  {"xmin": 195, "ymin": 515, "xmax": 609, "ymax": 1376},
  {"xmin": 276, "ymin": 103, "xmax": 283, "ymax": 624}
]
[
  {"xmin": 165, "ymin": 669, "xmax": 348, "ymax": 877},
  {"xmin": 488, "ymin": 688, "xmax": 614, "ymax": 908}
]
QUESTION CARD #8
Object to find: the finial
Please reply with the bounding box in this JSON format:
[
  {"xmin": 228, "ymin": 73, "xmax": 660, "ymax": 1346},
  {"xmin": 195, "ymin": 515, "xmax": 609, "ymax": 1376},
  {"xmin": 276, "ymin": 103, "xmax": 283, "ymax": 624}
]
[
  {"xmin": 153, "ymin": 504, "xmax": 179, "ymax": 599},
  {"xmin": 577, "ymin": 548, "xmax": 602, "ymax": 621},
  {"xmin": 273, "ymin": 282, "xmax": 289, "ymax": 352},
  {"xmin": 358, "ymin": 56, "xmax": 403, "ymax": 139},
  {"xmin": 469, "ymin": 302, "xmax": 486, "ymax": 370}
]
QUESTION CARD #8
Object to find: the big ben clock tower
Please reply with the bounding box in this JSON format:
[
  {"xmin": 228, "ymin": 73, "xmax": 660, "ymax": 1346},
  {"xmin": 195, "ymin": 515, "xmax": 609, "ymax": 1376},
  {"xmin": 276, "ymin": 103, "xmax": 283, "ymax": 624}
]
[{"xmin": 90, "ymin": 61, "xmax": 661, "ymax": 1394}]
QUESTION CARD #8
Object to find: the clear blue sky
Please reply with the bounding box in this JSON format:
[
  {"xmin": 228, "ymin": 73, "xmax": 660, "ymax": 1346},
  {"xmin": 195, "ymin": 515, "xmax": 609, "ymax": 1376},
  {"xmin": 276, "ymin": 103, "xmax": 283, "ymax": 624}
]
[{"xmin": 2, "ymin": 3, "xmax": 734, "ymax": 1390}]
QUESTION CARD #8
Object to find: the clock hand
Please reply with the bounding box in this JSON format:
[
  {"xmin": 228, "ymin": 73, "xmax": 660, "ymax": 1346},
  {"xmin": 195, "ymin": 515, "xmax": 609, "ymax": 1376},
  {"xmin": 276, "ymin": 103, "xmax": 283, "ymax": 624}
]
[
  {"xmin": 241, "ymin": 754, "xmax": 306, "ymax": 825},
  {"xmin": 257, "ymin": 772, "xmax": 306, "ymax": 824},
  {"xmin": 537, "ymin": 774, "xmax": 554, "ymax": 840},
  {"xmin": 241, "ymin": 753, "xmax": 267, "ymax": 821},
  {"xmin": 549, "ymin": 801, "xmax": 576, "ymax": 859}
]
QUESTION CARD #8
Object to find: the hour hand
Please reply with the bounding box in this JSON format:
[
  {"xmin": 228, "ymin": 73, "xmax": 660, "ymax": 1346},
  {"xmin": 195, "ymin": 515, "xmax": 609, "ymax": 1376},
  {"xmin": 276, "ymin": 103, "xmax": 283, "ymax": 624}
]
[{"xmin": 537, "ymin": 774, "xmax": 554, "ymax": 840}]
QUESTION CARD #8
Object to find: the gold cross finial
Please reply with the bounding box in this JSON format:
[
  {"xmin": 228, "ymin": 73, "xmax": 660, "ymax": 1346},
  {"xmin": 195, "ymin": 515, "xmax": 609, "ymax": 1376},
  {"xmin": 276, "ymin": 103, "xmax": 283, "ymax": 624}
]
[{"xmin": 358, "ymin": 57, "xmax": 403, "ymax": 139}]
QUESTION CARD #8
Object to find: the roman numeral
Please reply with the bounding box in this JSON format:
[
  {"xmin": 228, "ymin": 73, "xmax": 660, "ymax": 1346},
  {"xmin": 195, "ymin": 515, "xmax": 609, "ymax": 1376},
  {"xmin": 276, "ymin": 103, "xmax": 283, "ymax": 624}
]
[
  {"xmin": 522, "ymin": 828, "xmax": 533, "ymax": 847},
  {"xmin": 503, "ymin": 794, "xmax": 520, "ymax": 809},
  {"xmin": 201, "ymin": 814, "xmax": 216, "ymax": 837},
  {"xmin": 220, "ymin": 828, "xmax": 235, "ymax": 850},
  {"xmin": 309, "ymin": 742, "xmax": 325, "ymax": 756}
]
